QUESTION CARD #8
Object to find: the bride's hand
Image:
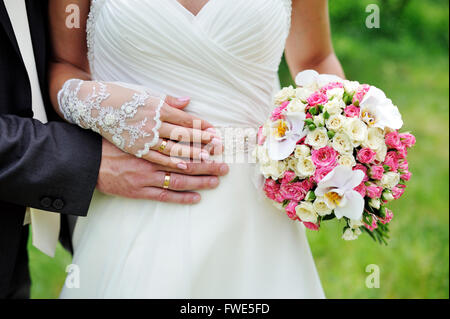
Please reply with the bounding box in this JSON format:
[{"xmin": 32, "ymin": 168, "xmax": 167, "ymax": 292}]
[{"xmin": 57, "ymin": 79, "xmax": 222, "ymax": 170}]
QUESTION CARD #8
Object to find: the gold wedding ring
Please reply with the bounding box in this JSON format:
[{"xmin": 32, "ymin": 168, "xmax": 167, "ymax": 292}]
[
  {"xmin": 163, "ymin": 172, "xmax": 171, "ymax": 189},
  {"xmin": 158, "ymin": 139, "xmax": 168, "ymax": 152}
]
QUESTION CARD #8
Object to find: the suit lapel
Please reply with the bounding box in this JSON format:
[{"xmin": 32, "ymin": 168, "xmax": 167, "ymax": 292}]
[
  {"xmin": 0, "ymin": 0, "xmax": 22, "ymax": 57},
  {"xmin": 26, "ymin": 0, "xmax": 47, "ymax": 93}
]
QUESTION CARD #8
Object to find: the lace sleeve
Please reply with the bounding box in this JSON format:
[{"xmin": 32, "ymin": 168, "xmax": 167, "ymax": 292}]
[{"xmin": 57, "ymin": 79, "xmax": 166, "ymax": 158}]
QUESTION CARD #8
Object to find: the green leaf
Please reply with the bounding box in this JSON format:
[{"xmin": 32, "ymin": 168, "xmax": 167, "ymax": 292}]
[{"xmin": 309, "ymin": 107, "xmax": 318, "ymax": 115}]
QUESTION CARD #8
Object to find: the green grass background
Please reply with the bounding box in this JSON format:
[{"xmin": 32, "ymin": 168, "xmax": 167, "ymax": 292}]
[{"xmin": 28, "ymin": 0, "xmax": 449, "ymax": 299}]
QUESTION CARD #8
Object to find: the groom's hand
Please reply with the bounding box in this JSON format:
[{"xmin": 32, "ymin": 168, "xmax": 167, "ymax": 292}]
[{"xmin": 96, "ymin": 139, "xmax": 229, "ymax": 204}]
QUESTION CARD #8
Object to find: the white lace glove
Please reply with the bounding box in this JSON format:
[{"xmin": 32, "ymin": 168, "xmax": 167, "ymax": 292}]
[{"xmin": 57, "ymin": 79, "xmax": 220, "ymax": 168}]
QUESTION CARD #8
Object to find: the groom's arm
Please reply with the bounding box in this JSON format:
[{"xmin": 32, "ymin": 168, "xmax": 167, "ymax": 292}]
[{"xmin": 0, "ymin": 114, "xmax": 102, "ymax": 216}]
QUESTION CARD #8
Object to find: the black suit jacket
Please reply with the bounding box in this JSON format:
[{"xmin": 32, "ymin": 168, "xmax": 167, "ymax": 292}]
[{"xmin": 0, "ymin": 0, "xmax": 102, "ymax": 298}]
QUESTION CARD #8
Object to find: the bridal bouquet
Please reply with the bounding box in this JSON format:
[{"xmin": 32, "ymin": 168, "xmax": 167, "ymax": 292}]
[{"xmin": 254, "ymin": 70, "xmax": 416, "ymax": 243}]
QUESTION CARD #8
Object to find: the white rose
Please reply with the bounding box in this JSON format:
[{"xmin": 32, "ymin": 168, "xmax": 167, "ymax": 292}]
[
  {"xmin": 382, "ymin": 190, "xmax": 395, "ymax": 202},
  {"xmin": 287, "ymin": 98, "xmax": 306, "ymax": 114},
  {"xmin": 261, "ymin": 160, "xmax": 286, "ymax": 180},
  {"xmin": 343, "ymin": 80, "xmax": 360, "ymax": 95},
  {"xmin": 284, "ymin": 157, "xmax": 299, "ymax": 174},
  {"xmin": 362, "ymin": 127, "xmax": 385, "ymax": 150},
  {"xmin": 324, "ymin": 98, "xmax": 346, "ymax": 115},
  {"xmin": 375, "ymin": 143, "xmax": 388, "ymax": 162},
  {"xmin": 349, "ymin": 219, "xmax": 364, "ymax": 229},
  {"xmin": 274, "ymin": 86, "xmax": 296, "ymax": 105},
  {"xmin": 344, "ymin": 118, "xmax": 368, "ymax": 146},
  {"xmin": 296, "ymin": 156, "xmax": 316, "ymax": 178},
  {"xmin": 326, "ymin": 114, "xmax": 346, "ymax": 131},
  {"xmin": 295, "ymin": 201, "xmax": 318, "ymax": 223},
  {"xmin": 313, "ymin": 197, "xmax": 333, "ymax": 216},
  {"xmin": 326, "ymin": 88, "xmax": 345, "ymax": 100},
  {"xmin": 255, "ymin": 146, "xmax": 270, "ymax": 165},
  {"xmin": 342, "ymin": 228, "xmax": 359, "ymax": 241},
  {"xmin": 313, "ymin": 114, "xmax": 325, "ymax": 127},
  {"xmin": 381, "ymin": 172, "xmax": 400, "ymax": 189},
  {"xmin": 338, "ymin": 154, "xmax": 356, "ymax": 167},
  {"xmin": 271, "ymin": 201, "xmax": 284, "ymax": 211},
  {"xmin": 305, "ymin": 127, "xmax": 329, "ymax": 149},
  {"xmin": 295, "ymin": 87, "xmax": 314, "ymax": 101},
  {"xmin": 331, "ymin": 132, "xmax": 353, "ymax": 154},
  {"xmin": 369, "ymin": 198, "xmax": 381, "ymax": 209},
  {"xmin": 294, "ymin": 145, "xmax": 311, "ymax": 158}
]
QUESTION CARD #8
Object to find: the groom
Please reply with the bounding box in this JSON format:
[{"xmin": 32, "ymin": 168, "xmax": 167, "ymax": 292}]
[{"xmin": 0, "ymin": 0, "xmax": 228, "ymax": 299}]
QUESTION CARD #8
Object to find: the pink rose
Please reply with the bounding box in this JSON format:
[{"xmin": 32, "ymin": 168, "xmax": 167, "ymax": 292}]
[
  {"xmin": 270, "ymin": 101, "xmax": 289, "ymax": 121},
  {"xmin": 357, "ymin": 148, "xmax": 377, "ymax": 164},
  {"xmin": 257, "ymin": 126, "xmax": 266, "ymax": 146},
  {"xmin": 399, "ymin": 133, "xmax": 416, "ymax": 148},
  {"xmin": 300, "ymin": 178, "xmax": 315, "ymax": 193},
  {"xmin": 401, "ymin": 171, "xmax": 412, "ymax": 181},
  {"xmin": 321, "ymin": 82, "xmax": 344, "ymax": 92},
  {"xmin": 282, "ymin": 171, "xmax": 297, "ymax": 184},
  {"xmin": 285, "ymin": 201, "xmax": 298, "ymax": 220},
  {"xmin": 385, "ymin": 131, "xmax": 402, "ymax": 150},
  {"xmin": 307, "ymin": 91, "xmax": 328, "ymax": 107},
  {"xmin": 311, "ymin": 146, "xmax": 338, "ymax": 168},
  {"xmin": 353, "ymin": 182, "xmax": 367, "ymax": 198},
  {"xmin": 398, "ymin": 160, "xmax": 409, "ymax": 172},
  {"xmin": 379, "ymin": 209, "xmax": 394, "ymax": 224},
  {"xmin": 364, "ymin": 215, "xmax": 378, "ymax": 231},
  {"xmin": 279, "ymin": 182, "xmax": 307, "ymax": 202},
  {"xmin": 314, "ymin": 164, "xmax": 338, "ymax": 183},
  {"xmin": 353, "ymin": 164, "xmax": 369, "ymax": 182},
  {"xmin": 392, "ymin": 186, "xmax": 405, "ymax": 199},
  {"xmin": 344, "ymin": 105, "xmax": 361, "ymax": 118},
  {"xmin": 303, "ymin": 222, "xmax": 320, "ymax": 231},
  {"xmin": 366, "ymin": 185, "xmax": 383, "ymax": 199},
  {"xmin": 264, "ymin": 179, "xmax": 281, "ymax": 202},
  {"xmin": 369, "ymin": 165, "xmax": 384, "ymax": 180},
  {"xmin": 383, "ymin": 151, "xmax": 399, "ymax": 172},
  {"xmin": 353, "ymin": 84, "xmax": 370, "ymax": 105},
  {"xmin": 397, "ymin": 145, "xmax": 408, "ymax": 159}
]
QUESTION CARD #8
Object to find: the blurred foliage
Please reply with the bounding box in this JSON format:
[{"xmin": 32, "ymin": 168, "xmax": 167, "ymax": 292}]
[
  {"xmin": 328, "ymin": 0, "xmax": 449, "ymax": 53},
  {"xmin": 29, "ymin": 0, "xmax": 449, "ymax": 299}
]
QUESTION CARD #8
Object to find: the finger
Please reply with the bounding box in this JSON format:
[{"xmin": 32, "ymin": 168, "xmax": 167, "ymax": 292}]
[
  {"xmin": 151, "ymin": 172, "xmax": 219, "ymax": 191},
  {"xmin": 136, "ymin": 187, "xmax": 201, "ymax": 204},
  {"xmin": 160, "ymin": 104, "xmax": 213, "ymax": 130},
  {"xmin": 165, "ymin": 95, "xmax": 191, "ymax": 110},
  {"xmin": 153, "ymin": 161, "xmax": 230, "ymax": 176},
  {"xmin": 142, "ymin": 150, "xmax": 188, "ymax": 170},
  {"xmin": 159, "ymin": 122, "xmax": 222, "ymax": 145},
  {"xmin": 153, "ymin": 139, "xmax": 211, "ymax": 160}
]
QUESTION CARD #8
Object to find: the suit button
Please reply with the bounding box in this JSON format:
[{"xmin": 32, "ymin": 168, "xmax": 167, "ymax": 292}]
[
  {"xmin": 52, "ymin": 199, "xmax": 65, "ymax": 210},
  {"xmin": 40, "ymin": 197, "xmax": 52, "ymax": 208}
]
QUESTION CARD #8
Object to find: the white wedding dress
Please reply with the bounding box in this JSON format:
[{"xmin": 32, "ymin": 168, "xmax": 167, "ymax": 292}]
[{"xmin": 60, "ymin": 0, "xmax": 325, "ymax": 299}]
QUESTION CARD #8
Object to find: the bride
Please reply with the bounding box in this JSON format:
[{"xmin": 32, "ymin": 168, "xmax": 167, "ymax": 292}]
[{"xmin": 49, "ymin": 0, "xmax": 344, "ymax": 298}]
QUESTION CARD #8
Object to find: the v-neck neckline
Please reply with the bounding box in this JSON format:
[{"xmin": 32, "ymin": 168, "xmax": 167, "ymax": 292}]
[{"xmin": 173, "ymin": 0, "xmax": 214, "ymax": 19}]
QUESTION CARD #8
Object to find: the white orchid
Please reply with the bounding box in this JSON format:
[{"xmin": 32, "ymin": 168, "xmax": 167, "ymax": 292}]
[
  {"xmin": 360, "ymin": 86, "xmax": 403, "ymax": 130},
  {"xmin": 315, "ymin": 165, "xmax": 366, "ymax": 220},
  {"xmin": 295, "ymin": 70, "xmax": 343, "ymax": 89},
  {"xmin": 267, "ymin": 112, "xmax": 307, "ymax": 161}
]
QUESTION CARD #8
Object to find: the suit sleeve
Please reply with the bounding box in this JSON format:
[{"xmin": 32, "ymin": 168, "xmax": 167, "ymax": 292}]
[{"xmin": 0, "ymin": 114, "xmax": 102, "ymax": 216}]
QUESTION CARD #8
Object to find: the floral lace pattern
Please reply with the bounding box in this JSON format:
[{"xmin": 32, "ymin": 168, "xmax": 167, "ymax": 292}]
[{"xmin": 57, "ymin": 79, "xmax": 165, "ymax": 158}]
